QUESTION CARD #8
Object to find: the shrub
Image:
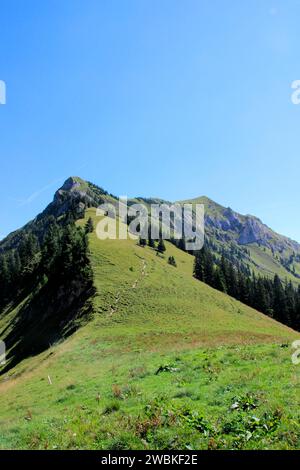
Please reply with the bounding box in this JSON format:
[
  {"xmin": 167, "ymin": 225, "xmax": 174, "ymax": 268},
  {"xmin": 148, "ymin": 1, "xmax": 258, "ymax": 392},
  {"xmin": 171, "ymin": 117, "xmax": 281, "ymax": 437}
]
[
  {"xmin": 168, "ymin": 256, "xmax": 177, "ymax": 267},
  {"xmin": 103, "ymin": 400, "xmax": 120, "ymax": 414}
]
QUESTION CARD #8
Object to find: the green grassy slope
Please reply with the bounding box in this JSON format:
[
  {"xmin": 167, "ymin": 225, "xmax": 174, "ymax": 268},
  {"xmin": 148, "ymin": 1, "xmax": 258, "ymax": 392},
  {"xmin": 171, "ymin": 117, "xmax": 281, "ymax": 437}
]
[
  {"xmin": 247, "ymin": 245, "xmax": 297, "ymax": 280},
  {"xmin": 0, "ymin": 208, "xmax": 299, "ymax": 450},
  {"xmin": 85, "ymin": 208, "xmax": 296, "ymax": 348}
]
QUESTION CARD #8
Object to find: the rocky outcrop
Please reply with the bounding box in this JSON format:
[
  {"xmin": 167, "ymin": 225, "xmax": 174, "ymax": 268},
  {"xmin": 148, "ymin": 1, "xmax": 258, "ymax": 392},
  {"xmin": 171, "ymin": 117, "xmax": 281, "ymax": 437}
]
[
  {"xmin": 238, "ymin": 217, "xmax": 272, "ymax": 245},
  {"xmin": 46, "ymin": 177, "xmax": 108, "ymax": 218},
  {"xmin": 199, "ymin": 200, "xmax": 300, "ymax": 255}
]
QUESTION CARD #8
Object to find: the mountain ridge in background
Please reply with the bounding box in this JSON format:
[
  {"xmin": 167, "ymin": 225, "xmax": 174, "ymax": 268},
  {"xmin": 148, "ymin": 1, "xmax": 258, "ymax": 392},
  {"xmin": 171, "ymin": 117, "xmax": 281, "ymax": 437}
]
[
  {"xmin": 2, "ymin": 176, "xmax": 299, "ymax": 284},
  {"xmin": 1, "ymin": 176, "xmax": 300, "ymax": 450},
  {"xmin": 0, "ymin": 175, "xmax": 299, "ymax": 372}
]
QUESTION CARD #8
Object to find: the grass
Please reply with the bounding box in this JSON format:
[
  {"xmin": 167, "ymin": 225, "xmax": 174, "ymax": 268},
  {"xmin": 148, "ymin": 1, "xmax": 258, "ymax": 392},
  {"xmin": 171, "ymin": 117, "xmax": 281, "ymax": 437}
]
[
  {"xmin": 0, "ymin": 207, "xmax": 299, "ymax": 450},
  {"xmin": 247, "ymin": 244, "xmax": 300, "ymax": 285},
  {"xmin": 1, "ymin": 344, "xmax": 300, "ymax": 449}
]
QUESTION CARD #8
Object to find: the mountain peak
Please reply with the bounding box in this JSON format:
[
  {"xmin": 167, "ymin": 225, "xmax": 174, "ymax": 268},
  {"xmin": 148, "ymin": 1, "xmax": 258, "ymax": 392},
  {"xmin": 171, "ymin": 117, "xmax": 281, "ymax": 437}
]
[
  {"xmin": 49, "ymin": 177, "xmax": 112, "ymax": 219},
  {"xmin": 59, "ymin": 176, "xmax": 88, "ymax": 192}
]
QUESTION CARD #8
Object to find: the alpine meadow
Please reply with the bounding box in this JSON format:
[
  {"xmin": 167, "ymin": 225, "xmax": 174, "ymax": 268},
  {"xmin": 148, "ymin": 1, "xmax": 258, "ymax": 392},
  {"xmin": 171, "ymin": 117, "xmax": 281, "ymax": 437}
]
[
  {"xmin": 0, "ymin": 177, "xmax": 300, "ymax": 450},
  {"xmin": 2, "ymin": 0, "xmax": 300, "ymax": 458}
]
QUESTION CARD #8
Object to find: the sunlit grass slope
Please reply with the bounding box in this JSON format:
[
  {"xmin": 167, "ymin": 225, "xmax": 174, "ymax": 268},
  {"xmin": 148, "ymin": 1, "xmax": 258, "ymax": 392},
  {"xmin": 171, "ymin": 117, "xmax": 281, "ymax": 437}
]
[
  {"xmin": 84, "ymin": 208, "xmax": 296, "ymax": 349},
  {"xmin": 0, "ymin": 208, "xmax": 299, "ymax": 450}
]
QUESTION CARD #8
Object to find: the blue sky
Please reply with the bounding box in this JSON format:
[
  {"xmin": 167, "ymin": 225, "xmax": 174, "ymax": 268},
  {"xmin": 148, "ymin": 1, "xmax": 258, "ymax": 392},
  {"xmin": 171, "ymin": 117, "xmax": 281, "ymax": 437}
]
[{"xmin": 1, "ymin": 0, "xmax": 300, "ymax": 241}]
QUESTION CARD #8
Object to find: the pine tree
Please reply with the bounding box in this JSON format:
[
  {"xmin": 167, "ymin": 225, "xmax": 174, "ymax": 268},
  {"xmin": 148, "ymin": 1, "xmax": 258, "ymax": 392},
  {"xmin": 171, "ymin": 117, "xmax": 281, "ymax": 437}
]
[
  {"xmin": 138, "ymin": 237, "xmax": 146, "ymax": 247},
  {"xmin": 0, "ymin": 254, "xmax": 9, "ymax": 303},
  {"xmin": 203, "ymin": 248, "xmax": 214, "ymax": 286},
  {"xmin": 253, "ymin": 278, "xmax": 269, "ymax": 313},
  {"xmin": 85, "ymin": 217, "xmax": 94, "ymax": 234},
  {"xmin": 193, "ymin": 251, "xmax": 204, "ymax": 281},
  {"xmin": 285, "ymin": 281, "xmax": 296, "ymax": 327},
  {"xmin": 19, "ymin": 233, "xmax": 39, "ymax": 266},
  {"xmin": 213, "ymin": 267, "xmax": 227, "ymax": 293},
  {"xmin": 168, "ymin": 256, "xmax": 177, "ymax": 267},
  {"xmin": 148, "ymin": 237, "xmax": 155, "ymax": 248},
  {"xmin": 41, "ymin": 222, "xmax": 62, "ymax": 275},
  {"xmin": 191, "ymin": 243, "xmax": 300, "ymax": 331},
  {"xmin": 177, "ymin": 238, "xmax": 186, "ymax": 251},
  {"xmin": 147, "ymin": 224, "xmax": 155, "ymax": 248},
  {"xmin": 157, "ymin": 238, "xmax": 166, "ymax": 253},
  {"xmin": 295, "ymin": 285, "xmax": 300, "ymax": 330},
  {"xmin": 227, "ymin": 263, "xmax": 238, "ymax": 298},
  {"xmin": 272, "ymin": 275, "xmax": 287, "ymax": 323}
]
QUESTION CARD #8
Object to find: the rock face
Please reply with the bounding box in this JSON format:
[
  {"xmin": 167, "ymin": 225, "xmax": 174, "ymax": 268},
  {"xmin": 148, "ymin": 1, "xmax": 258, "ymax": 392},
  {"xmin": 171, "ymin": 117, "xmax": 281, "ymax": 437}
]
[
  {"xmin": 238, "ymin": 217, "xmax": 271, "ymax": 245},
  {"xmin": 58, "ymin": 176, "xmax": 82, "ymax": 192},
  {"xmin": 196, "ymin": 198, "xmax": 300, "ymax": 254},
  {"xmin": 205, "ymin": 208, "xmax": 242, "ymax": 233},
  {"xmin": 223, "ymin": 208, "xmax": 242, "ymax": 231},
  {"xmin": 48, "ymin": 177, "xmax": 108, "ymax": 218},
  {"xmin": 54, "ymin": 177, "xmax": 90, "ymax": 203},
  {"xmin": 51, "ymin": 177, "xmax": 90, "ymax": 217},
  {"xmin": 190, "ymin": 199, "xmax": 300, "ymax": 281},
  {"xmin": 0, "ymin": 177, "xmax": 109, "ymax": 252}
]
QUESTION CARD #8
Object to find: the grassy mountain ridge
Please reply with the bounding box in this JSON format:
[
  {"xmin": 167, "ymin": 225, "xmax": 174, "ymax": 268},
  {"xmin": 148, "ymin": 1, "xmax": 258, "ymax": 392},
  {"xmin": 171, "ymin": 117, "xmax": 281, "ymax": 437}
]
[
  {"xmin": 1, "ymin": 176, "xmax": 299, "ymax": 372},
  {"xmin": 0, "ymin": 208, "xmax": 299, "ymax": 449},
  {"xmin": 1, "ymin": 178, "xmax": 300, "ymax": 449},
  {"xmin": 2, "ymin": 176, "xmax": 299, "ymax": 283}
]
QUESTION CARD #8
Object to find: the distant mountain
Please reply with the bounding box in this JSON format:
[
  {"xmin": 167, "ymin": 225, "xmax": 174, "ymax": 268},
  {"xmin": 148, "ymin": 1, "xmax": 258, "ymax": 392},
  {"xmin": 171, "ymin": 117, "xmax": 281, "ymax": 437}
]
[
  {"xmin": 178, "ymin": 196, "xmax": 300, "ymax": 284},
  {"xmin": 0, "ymin": 200, "xmax": 297, "ymax": 450},
  {"xmin": 0, "ymin": 175, "xmax": 297, "ymax": 372},
  {"xmin": 2, "ymin": 176, "xmax": 299, "ymax": 284},
  {"xmin": 1, "ymin": 175, "xmax": 300, "ymax": 373},
  {"xmin": 180, "ymin": 195, "xmax": 299, "ymax": 252}
]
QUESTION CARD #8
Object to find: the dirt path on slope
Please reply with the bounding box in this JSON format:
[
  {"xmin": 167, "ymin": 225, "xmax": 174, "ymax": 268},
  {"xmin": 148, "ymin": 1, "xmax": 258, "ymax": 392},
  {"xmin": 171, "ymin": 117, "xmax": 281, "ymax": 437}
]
[{"xmin": 109, "ymin": 258, "xmax": 147, "ymax": 315}]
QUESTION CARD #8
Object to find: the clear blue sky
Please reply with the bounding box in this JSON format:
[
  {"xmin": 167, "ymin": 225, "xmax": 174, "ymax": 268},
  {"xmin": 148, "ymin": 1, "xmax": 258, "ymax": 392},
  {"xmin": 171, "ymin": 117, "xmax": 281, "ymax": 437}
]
[{"xmin": 1, "ymin": 0, "xmax": 300, "ymax": 241}]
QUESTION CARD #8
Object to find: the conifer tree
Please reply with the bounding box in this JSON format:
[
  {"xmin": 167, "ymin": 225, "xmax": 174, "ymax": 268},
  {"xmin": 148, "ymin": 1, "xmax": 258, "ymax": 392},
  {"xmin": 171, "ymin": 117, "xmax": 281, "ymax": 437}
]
[
  {"xmin": 157, "ymin": 238, "xmax": 166, "ymax": 253},
  {"xmin": 213, "ymin": 267, "xmax": 227, "ymax": 293},
  {"xmin": 193, "ymin": 251, "xmax": 204, "ymax": 281},
  {"xmin": 168, "ymin": 256, "xmax": 177, "ymax": 267},
  {"xmin": 85, "ymin": 217, "xmax": 94, "ymax": 234},
  {"xmin": 147, "ymin": 225, "xmax": 155, "ymax": 248},
  {"xmin": 139, "ymin": 237, "xmax": 146, "ymax": 247},
  {"xmin": 148, "ymin": 237, "xmax": 155, "ymax": 248}
]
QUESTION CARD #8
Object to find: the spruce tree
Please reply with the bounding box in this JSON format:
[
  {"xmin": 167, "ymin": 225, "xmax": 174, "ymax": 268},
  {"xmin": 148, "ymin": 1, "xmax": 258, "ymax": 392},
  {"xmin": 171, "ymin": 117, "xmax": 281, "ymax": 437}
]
[
  {"xmin": 272, "ymin": 275, "xmax": 286, "ymax": 323},
  {"xmin": 157, "ymin": 238, "xmax": 166, "ymax": 253},
  {"xmin": 168, "ymin": 256, "xmax": 177, "ymax": 267},
  {"xmin": 203, "ymin": 248, "xmax": 214, "ymax": 286},
  {"xmin": 148, "ymin": 237, "xmax": 155, "ymax": 248},
  {"xmin": 139, "ymin": 237, "xmax": 146, "ymax": 247},
  {"xmin": 193, "ymin": 251, "xmax": 204, "ymax": 281},
  {"xmin": 213, "ymin": 267, "xmax": 227, "ymax": 293},
  {"xmin": 147, "ymin": 225, "xmax": 155, "ymax": 247},
  {"xmin": 85, "ymin": 217, "xmax": 94, "ymax": 234}
]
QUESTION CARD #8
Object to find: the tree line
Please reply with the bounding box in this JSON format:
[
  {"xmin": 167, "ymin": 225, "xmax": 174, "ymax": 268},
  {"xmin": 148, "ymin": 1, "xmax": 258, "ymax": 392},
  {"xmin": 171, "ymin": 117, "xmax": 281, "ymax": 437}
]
[
  {"xmin": 193, "ymin": 246, "xmax": 300, "ymax": 331},
  {"xmin": 0, "ymin": 215, "xmax": 94, "ymax": 309}
]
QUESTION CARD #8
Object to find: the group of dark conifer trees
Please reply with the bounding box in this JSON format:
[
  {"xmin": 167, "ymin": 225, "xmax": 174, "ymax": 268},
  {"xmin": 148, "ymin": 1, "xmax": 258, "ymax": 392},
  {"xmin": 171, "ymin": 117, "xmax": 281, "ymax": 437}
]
[
  {"xmin": 0, "ymin": 215, "xmax": 93, "ymax": 310},
  {"xmin": 193, "ymin": 246, "xmax": 300, "ymax": 330},
  {"xmin": 2, "ymin": 204, "xmax": 300, "ymax": 334},
  {"xmin": 139, "ymin": 230, "xmax": 166, "ymax": 253}
]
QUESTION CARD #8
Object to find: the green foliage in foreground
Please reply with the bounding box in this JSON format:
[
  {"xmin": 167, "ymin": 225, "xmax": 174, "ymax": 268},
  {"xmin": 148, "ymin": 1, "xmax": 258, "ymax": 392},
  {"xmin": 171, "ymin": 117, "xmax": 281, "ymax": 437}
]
[
  {"xmin": 0, "ymin": 208, "xmax": 299, "ymax": 450},
  {"xmin": 1, "ymin": 344, "xmax": 300, "ymax": 450}
]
